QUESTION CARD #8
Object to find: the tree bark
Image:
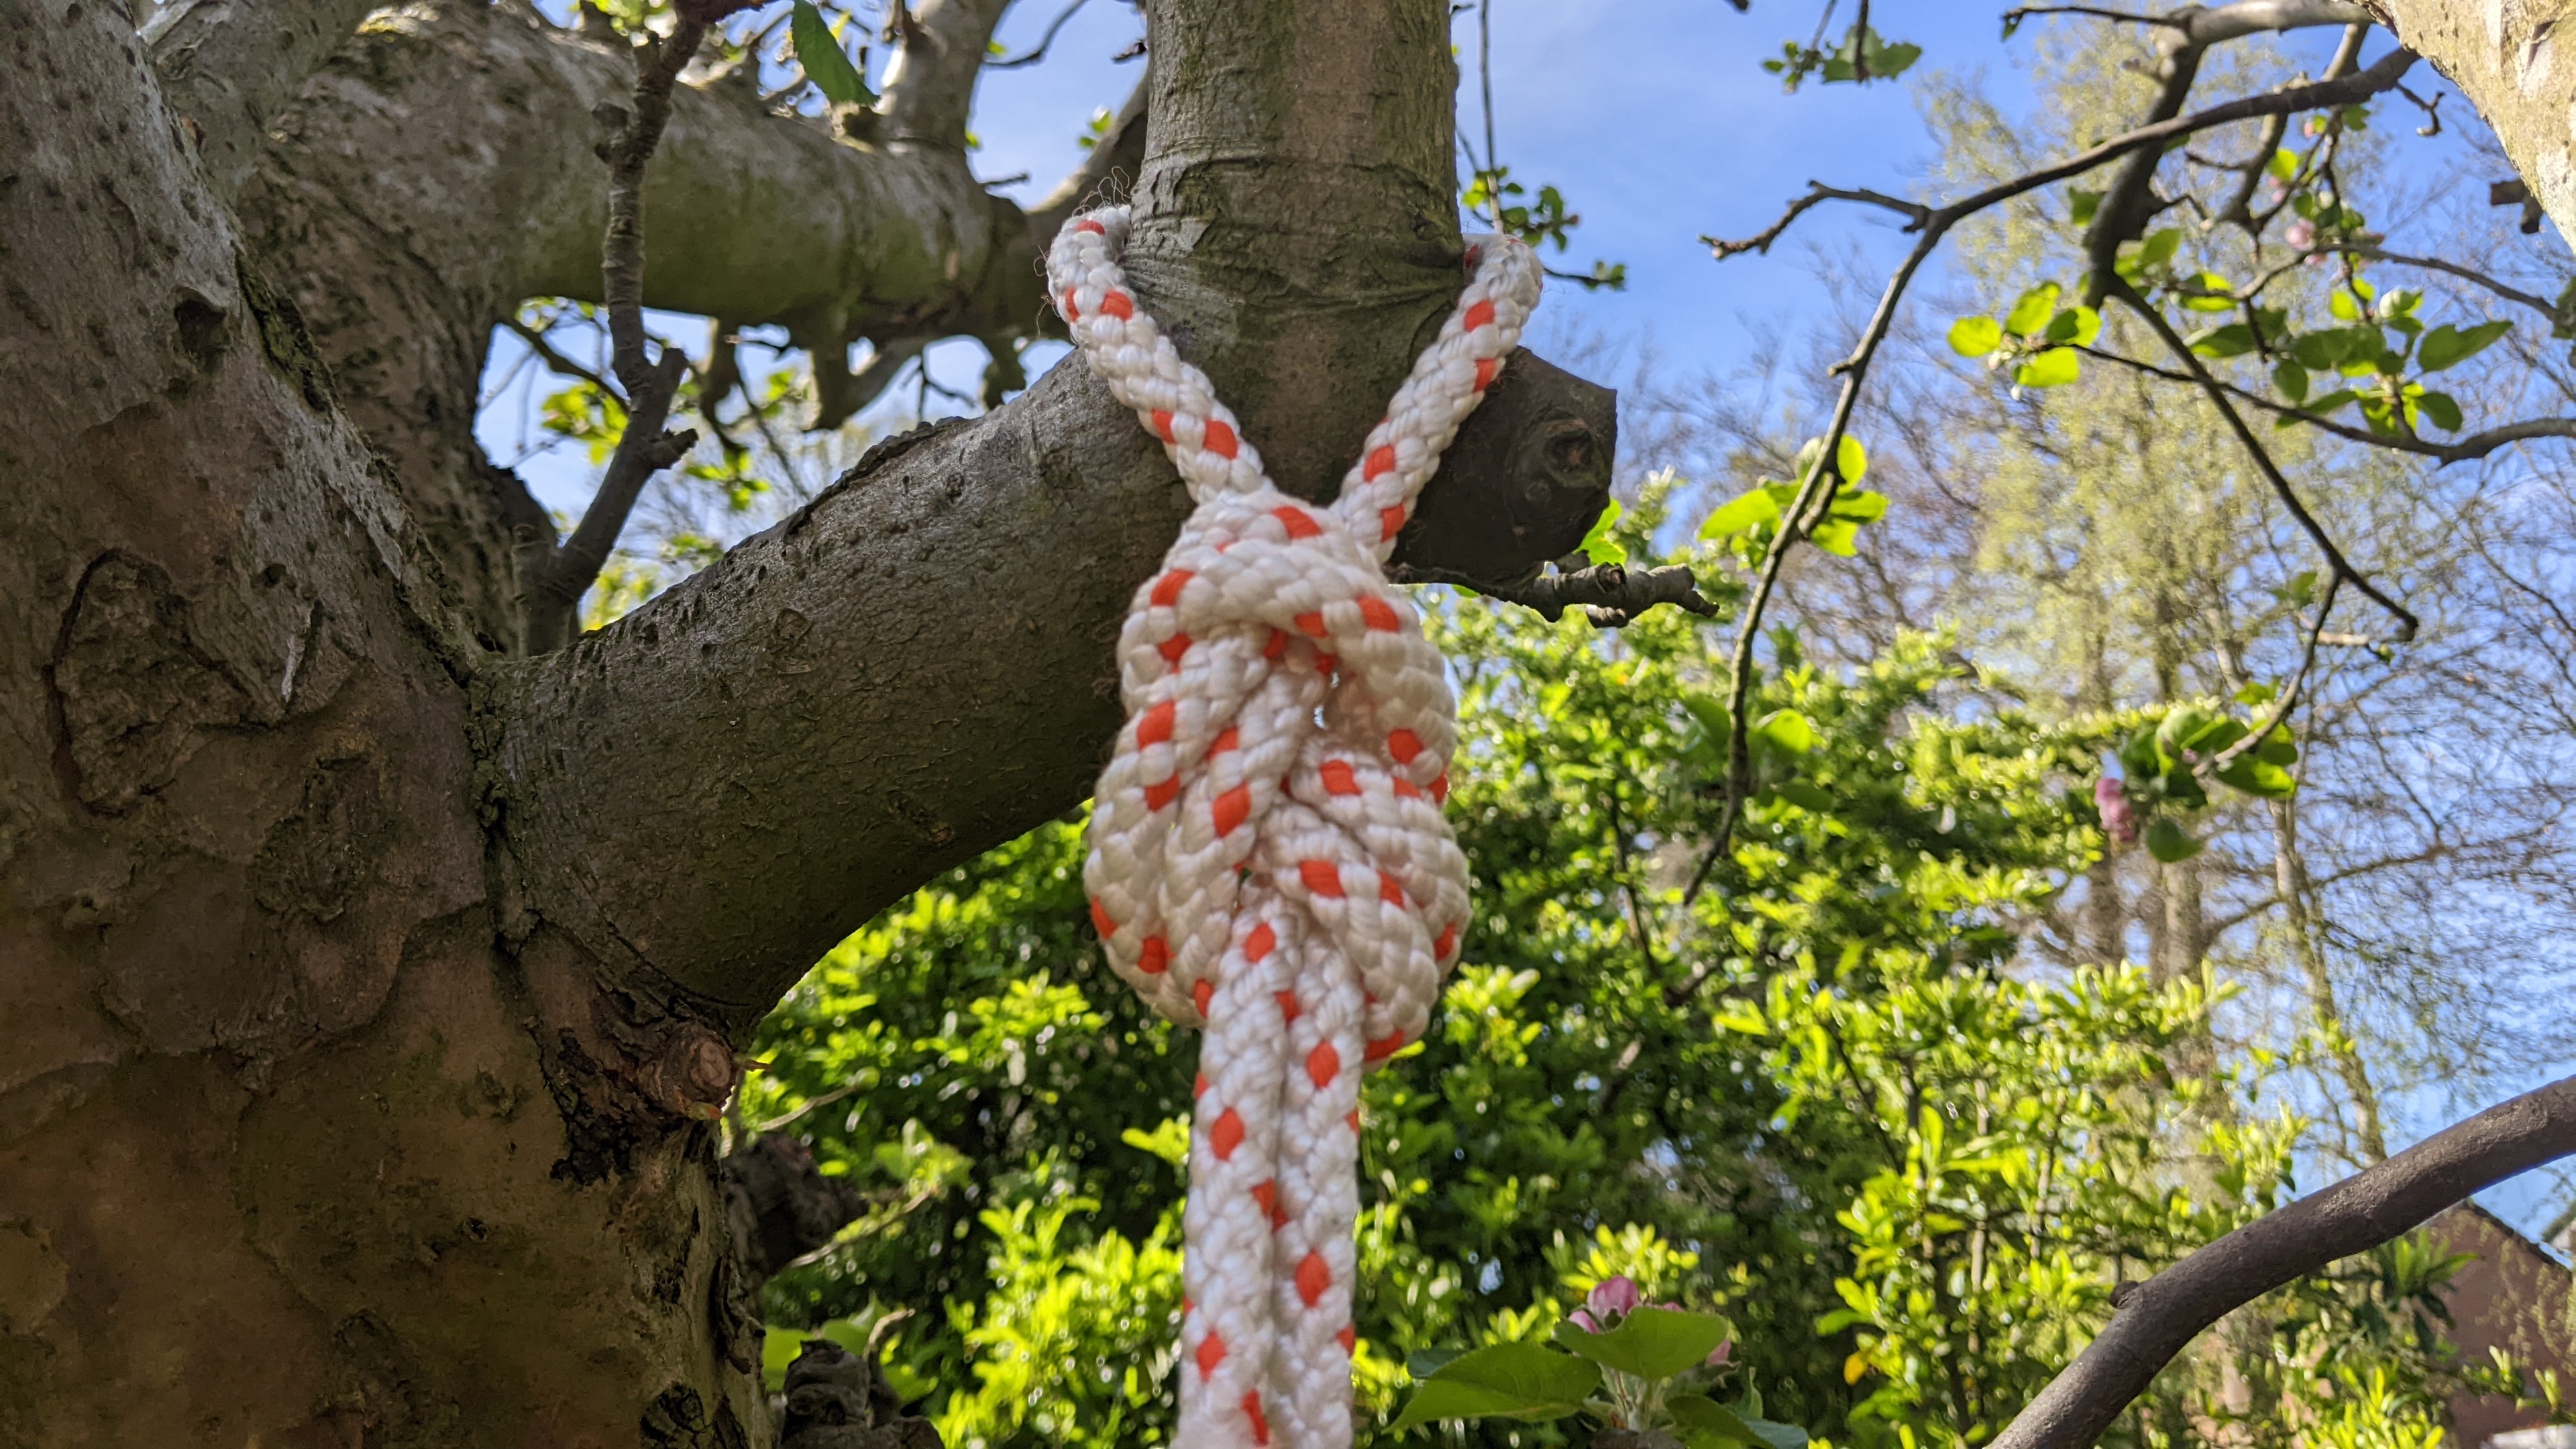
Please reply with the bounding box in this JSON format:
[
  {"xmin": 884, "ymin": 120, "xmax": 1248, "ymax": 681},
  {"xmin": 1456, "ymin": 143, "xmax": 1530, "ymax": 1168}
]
[
  {"xmin": 2364, "ymin": 0, "xmax": 2576, "ymax": 237},
  {"xmin": 0, "ymin": 0, "xmax": 1613, "ymax": 1442}
]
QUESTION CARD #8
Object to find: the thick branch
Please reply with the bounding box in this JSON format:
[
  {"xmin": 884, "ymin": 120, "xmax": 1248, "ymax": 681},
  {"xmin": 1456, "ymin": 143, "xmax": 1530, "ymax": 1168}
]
[
  {"xmin": 877, "ymin": 0, "xmax": 1014, "ymax": 149},
  {"xmin": 488, "ymin": 0, "xmax": 1625, "ymax": 1017},
  {"xmin": 145, "ymin": 0, "xmax": 382, "ymax": 199},
  {"xmin": 238, "ymin": 0, "xmax": 1045, "ymax": 649},
  {"xmin": 1992, "ymin": 1072, "xmax": 2576, "ymax": 1448}
]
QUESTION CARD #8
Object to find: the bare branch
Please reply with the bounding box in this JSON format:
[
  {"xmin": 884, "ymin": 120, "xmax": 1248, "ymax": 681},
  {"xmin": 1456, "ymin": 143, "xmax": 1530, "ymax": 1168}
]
[
  {"xmin": 1707, "ymin": 49, "xmax": 2417, "ymax": 267},
  {"xmin": 504, "ymin": 316, "xmax": 617, "ymax": 395},
  {"xmin": 1992, "ymin": 1073, "xmax": 2576, "ymax": 1449},
  {"xmin": 2205, "ymin": 572, "xmax": 2338, "ymax": 779},
  {"xmin": 1703, "ymin": 183, "xmax": 1930, "ymax": 259},
  {"xmin": 2316, "ymin": 242, "xmax": 2561, "ymax": 314},
  {"xmin": 2070, "ymin": 342, "xmax": 2576, "ymax": 463},
  {"xmin": 1393, "ymin": 562, "xmax": 1719, "ymax": 627},
  {"xmin": 985, "ymin": 0, "xmax": 1091, "ymax": 68},
  {"xmin": 2108, "ymin": 275, "xmax": 2420, "ymax": 639},
  {"xmin": 2000, "ymin": 5, "xmax": 2186, "ymax": 28},
  {"xmin": 529, "ymin": 0, "xmax": 755, "ymax": 647}
]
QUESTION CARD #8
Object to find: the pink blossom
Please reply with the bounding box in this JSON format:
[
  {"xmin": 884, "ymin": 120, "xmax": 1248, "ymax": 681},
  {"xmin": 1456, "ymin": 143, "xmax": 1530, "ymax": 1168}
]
[
  {"xmin": 1567, "ymin": 1308, "xmax": 1601, "ymax": 1334},
  {"xmin": 2094, "ymin": 775, "xmax": 2139, "ymax": 849},
  {"xmin": 1587, "ymin": 1276, "xmax": 1641, "ymax": 1321},
  {"xmin": 2283, "ymin": 219, "xmax": 2315, "ymax": 252},
  {"xmin": 1707, "ymin": 1339, "xmax": 1735, "ymax": 1368}
]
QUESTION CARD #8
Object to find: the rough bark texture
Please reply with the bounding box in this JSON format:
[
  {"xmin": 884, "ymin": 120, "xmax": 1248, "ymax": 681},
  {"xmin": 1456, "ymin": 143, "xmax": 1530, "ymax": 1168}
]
[
  {"xmin": 2365, "ymin": 0, "xmax": 2576, "ymax": 237},
  {"xmin": 0, "ymin": 0, "xmax": 1615, "ymax": 1442}
]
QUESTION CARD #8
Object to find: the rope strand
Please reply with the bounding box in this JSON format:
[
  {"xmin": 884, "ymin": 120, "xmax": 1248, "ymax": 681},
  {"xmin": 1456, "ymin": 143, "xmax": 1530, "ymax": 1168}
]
[{"xmin": 1056, "ymin": 206, "xmax": 1540, "ymax": 1448}]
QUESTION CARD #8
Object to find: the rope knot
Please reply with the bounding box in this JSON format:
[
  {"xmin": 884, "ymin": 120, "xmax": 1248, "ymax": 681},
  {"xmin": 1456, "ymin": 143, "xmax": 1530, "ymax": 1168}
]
[{"xmin": 1055, "ymin": 205, "xmax": 1540, "ymax": 1449}]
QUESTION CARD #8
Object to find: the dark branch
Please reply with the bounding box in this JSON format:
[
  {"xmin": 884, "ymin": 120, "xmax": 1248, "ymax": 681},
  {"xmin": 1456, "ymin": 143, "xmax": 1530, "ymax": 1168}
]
[
  {"xmin": 504, "ymin": 316, "xmax": 616, "ymax": 395},
  {"xmin": 1393, "ymin": 562, "xmax": 1717, "ymax": 627},
  {"xmin": 2108, "ymin": 275, "xmax": 2420, "ymax": 639},
  {"xmin": 2070, "ymin": 343, "xmax": 2576, "ymax": 463},
  {"xmin": 528, "ymin": 5, "xmax": 749, "ymax": 648},
  {"xmin": 2318, "ymin": 243, "xmax": 2561, "ymax": 314},
  {"xmin": 2000, "ymin": 5, "xmax": 2186, "ymax": 27},
  {"xmin": 1705, "ymin": 49, "xmax": 2418, "ymax": 265},
  {"xmin": 1703, "ymin": 183, "xmax": 1929, "ymax": 260},
  {"xmin": 985, "ymin": 0, "xmax": 1091, "ymax": 69},
  {"xmin": 1992, "ymin": 1073, "xmax": 2576, "ymax": 1448},
  {"xmin": 2205, "ymin": 571, "xmax": 2337, "ymax": 780}
]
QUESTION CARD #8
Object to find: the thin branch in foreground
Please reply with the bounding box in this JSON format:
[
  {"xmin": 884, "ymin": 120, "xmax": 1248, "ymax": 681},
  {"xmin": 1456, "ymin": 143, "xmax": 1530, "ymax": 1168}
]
[
  {"xmin": 1992, "ymin": 1072, "xmax": 2576, "ymax": 1448},
  {"xmin": 2069, "ymin": 341, "xmax": 2576, "ymax": 464},
  {"xmin": 2108, "ymin": 275, "xmax": 2421, "ymax": 640},
  {"xmin": 529, "ymin": 0, "xmax": 757, "ymax": 646},
  {"xmin": 1390, "ymin": 562, "xmax": 1719, "ymax": 628},
  {"xmin": 2206, "ymin": 571, "xmax": 2338, "ymax": 780},
  {"xmin": 2000, "ymin": 4, "xmax": 2186, "ymax": 28},
  {"xmin": 983, "ymin": 0, "xmax": 1089, "ymax": 68}
]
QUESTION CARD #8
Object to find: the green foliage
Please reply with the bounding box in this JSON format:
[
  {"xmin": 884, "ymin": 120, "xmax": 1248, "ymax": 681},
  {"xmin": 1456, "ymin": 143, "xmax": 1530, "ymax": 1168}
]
[
  {"xmin": 1764, "ymin": 24, "xmax": 1921, "ymax": 91},
  {"xmin": 789, "ymin": 0, "xmax": 873, "ymax": 107}
]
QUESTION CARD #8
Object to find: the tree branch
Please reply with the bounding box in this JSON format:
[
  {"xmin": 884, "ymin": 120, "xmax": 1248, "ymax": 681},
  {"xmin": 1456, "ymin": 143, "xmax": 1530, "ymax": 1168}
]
[
  {"xmin": 2205, "ymin": 571, "xmax": 2337, "ymax": 779},
  {"xmin": 145, "ymin": 0, "xmax": 383, "ymax": 199},
  {"xmin": 2108, "ymin": 275, "xmax": 2420, "ymax": 639},
  {"xmin": 2069, "ymin": 342, "xmax": 2576, "ymax": 463},
  {"xmin": 1992, "ymin": 1072, "xmax": 2576, "ymax": 1448},
  {"xmin": 527, "ymin": 1, "xmax": 756, "ymax": 649},
  {"xmin": 488, "ymin": 0, "xmax": 1625, "ymax": 1018}
]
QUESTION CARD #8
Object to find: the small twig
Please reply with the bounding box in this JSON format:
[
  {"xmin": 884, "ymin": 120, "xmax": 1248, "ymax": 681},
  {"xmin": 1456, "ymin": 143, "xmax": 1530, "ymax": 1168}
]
[
  {"xmin": 2068, "ymin": 343, "xmax": 2576, "ymax": 464},
  {"xmin": 2107, "ymin": 274, "xmax": 2420, "ymax": 640},
  {"xmin": 2204, "ymin": 572, "xmax": 2339, "ymax": 780},
  {"xmin": 753, "ymin": 1076, "xmax": 865, "ymax": 1135},
  {"xmin": 1705, "ymin": 50, "xmax": 2417, "ymax": 265},
  {"xmin": 504, "ymin": 315, "xmax": 616, "ymax": 394},
  {"xmin": 2000, "ymin": 3, "xmax": 2186, "ymax": 28},
  {"xmin": 1991, "ymin": 1073, "xmax": 2576, "ymax": 1448},
  {"xmin": 984, "ymin": 0, "xmax": 1087, "ymax": 69},
  {"xmin": 2311, "ymin": 242, "xmax": 2559, "ymax": 314},
  {"xmin": 1390, "ymin": 562, "xmax": 1718, "ymax": 627},
  {"xmin": 529, "ymin": 0, "xmax": 756, "ymax": 644},
  {"xmin": 1704, "ymin": 182, "xmax": 1929, "ymax": 259}
]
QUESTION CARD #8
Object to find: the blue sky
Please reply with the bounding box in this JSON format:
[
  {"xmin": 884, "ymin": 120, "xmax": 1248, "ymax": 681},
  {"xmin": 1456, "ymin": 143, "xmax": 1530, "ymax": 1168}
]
[{"xmin": 476, "ymin": 4, "xmax": 2573, "ymax": 1238}]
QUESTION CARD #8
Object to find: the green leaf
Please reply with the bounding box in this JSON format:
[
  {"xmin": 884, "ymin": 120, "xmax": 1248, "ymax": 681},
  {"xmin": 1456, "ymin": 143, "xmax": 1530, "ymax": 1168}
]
[
  {"xmin": 2014, "ymin": 347, "xmax": 2080, "ymax": 388},
  {"xmin": 1775, "ymin": 780, "xmax": 1834, "ymax": 812},
  {"xmin": 1866, "ymin": 39, "xmax": 1923, "ymax": 77},
  {"xmin": 1835, "ymin": 435, "xmax": 1868, "ymax": 487},
  {"xmin": 2330, "ymin": 286, "xmax": 2362, "ymax": 322},
  {"xmin": 2276, "ymin": 569, "xmax": 2317, "ymax": 606},
  {"xmin": 1809, "ymin": 519, "xmax": 1860, "ymax": 555},
  {"xmin": 2188, "ymin": 324, "xmax": 2255, "ymax": 359},
  {"xmin": 1700, "ymin": 487, "xmax": 1780, "ymax": 540},
  {"xmin": 2417, "ymin": 320, "xmax": 2512, "ymax": 372},
  {"xmin": 1389, "ymin": 1341, "xmax": 1600, "ymax": 1430},
  {"xmin": 2138, "ymin": 227, "xmax": 2182, "ymax": 270},
  {"xmin": 2145, "ymin": 817, "xmax": 2202, "ymax": 863},
  {"xmin": 2070, "ymin": 189, "xmax": 2102, "ymax": 226},
  {"xmin": 2289, "ymin": 330, "xmax": 2347, "ymax": 370},
  {"xmin": 1827, "ymin": 490, "xmax": 1889, "ymax": 523},
  {"xmin": 1550, "ymin": 1306, "xmax": 1735, "ymax": 1381},
  {"xmin": 2416, "ymin": 390, "xmax": 2462, "ymax": 431},
  {"xmin": 1672, "ymin": 1395, "xmax": 1760, "ymax": 1446},
  {"xmin": 2216, "ymin": 754, "xmax": 2298, "ymax": 798},
  {"xmin": 1580, "ymin": 498, "xmax": 1627, "ymax": 566},
  {"xmin": 2271, "ymin": 360, "xmax": 2309, "ymax": 405},
  {"xmin": 2044, "ymin": 306, "xmax": 2102, "ymax": 346},
  {"xmin": 2004, "ymin": 283, "xmax": 2061, "ymax": 339},
  {"xmin": 790, "ymin": 0, "xmax": 874, "ymax": 107},
  {"xmin": 1754, "ymin": 709, "xmax": 1817, "ymax": 756},
  {"xmin": 2235, "ymin": 680, "xmax": 2278, "ymax": 706},
  {"xmin": 1406, "ymin": 1349, "xmax": 1465, "ymax": 1380},
  {"xmin": 2180, "ymin": 272, "xmax": 2235, "ymax": 312},
  {"xmin": 1948, "ymin": 315, "xmax": 2002, "ymax": 357},
  {"xmin": 2267, "ymin": 147, "xmax": 2299, "ymax": 181}
]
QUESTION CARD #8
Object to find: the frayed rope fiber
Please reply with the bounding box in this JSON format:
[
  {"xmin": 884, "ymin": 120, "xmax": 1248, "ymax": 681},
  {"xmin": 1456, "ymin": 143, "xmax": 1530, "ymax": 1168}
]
[{"xmin": 1055, "ymin": 206, "xmax": 1542, "ymax": 1448}]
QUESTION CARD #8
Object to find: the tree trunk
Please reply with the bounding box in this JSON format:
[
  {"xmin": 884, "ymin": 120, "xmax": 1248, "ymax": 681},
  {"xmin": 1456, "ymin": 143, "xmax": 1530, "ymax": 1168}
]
[
  {"xmin": 0, "ymin": 0, "xmax": 1611, "ymax": 1442},
  {"xmin": 2365, "ymin": 0, "xmax": 2576, "ymax": 238}
]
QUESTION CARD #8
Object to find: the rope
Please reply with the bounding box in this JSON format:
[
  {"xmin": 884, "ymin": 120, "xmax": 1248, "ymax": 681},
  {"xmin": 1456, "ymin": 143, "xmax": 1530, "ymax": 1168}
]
[{"xmin": 1053, "ymin": 206, "xmax": 1541, "ymax": 1448}]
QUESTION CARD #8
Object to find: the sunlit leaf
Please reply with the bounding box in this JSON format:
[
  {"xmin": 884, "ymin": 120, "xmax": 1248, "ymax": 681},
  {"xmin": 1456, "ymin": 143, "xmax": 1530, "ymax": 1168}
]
[
  {"xmin": 2014, "ymin": 347, "xmax": 2080, "ymax": 388},
  {"xmin": 1389, "ymin": 1342, "xmax": 1599, "ymax": 1430},
  {"xmin": 791, "ymin": 0, "xmax": 874, "ymax": 107}
]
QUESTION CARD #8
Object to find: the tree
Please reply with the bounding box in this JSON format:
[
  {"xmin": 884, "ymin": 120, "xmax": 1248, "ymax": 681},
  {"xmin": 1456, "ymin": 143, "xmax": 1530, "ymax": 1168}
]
[
  {"xmin": 0, "ymin": 1, "xmax": 1623, "ymax": 1442},
  {"xmin": 7, "ymin": 1, "xmax": 2575, "ymax": 1448}
]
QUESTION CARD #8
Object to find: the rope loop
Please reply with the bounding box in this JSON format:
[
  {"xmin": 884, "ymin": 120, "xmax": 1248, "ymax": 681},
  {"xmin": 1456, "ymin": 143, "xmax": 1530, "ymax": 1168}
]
[{"xmin": 1056, "ymin": 205, "xmax": 1540, "ymax": 1449}]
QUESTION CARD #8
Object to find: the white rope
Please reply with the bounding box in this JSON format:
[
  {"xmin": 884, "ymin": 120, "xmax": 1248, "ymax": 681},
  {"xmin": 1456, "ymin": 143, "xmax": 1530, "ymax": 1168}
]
[{"xmin": 1053, "ymin": 206, "xmax": 1541, "ymax": 1448}]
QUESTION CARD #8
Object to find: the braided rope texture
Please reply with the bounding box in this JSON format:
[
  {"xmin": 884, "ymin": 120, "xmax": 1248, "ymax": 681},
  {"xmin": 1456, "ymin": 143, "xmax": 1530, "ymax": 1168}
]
[{"xmin": 1053, "ymin": 207, "xmax": 1541, "ymax": 1448}]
